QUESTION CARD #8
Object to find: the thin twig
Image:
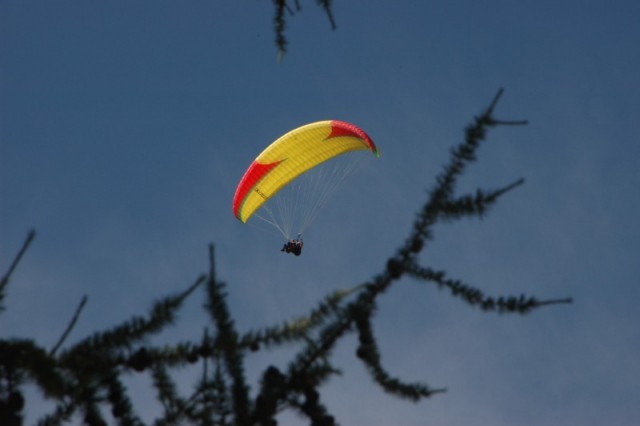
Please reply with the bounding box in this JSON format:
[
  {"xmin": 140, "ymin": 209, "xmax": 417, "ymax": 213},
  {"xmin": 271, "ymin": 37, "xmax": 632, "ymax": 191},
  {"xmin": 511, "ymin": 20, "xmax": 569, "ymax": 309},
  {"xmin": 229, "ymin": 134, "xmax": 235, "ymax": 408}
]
[
  {"xmin": 493, "ymin": 119, "xmax": 529, "ymax": 126},
  {"xmin": 485, "ymin": 87, "xmax": 505, "ymax": 117},
  {"xmin": 1, "ymin": 229, "xmax": 36, "ymax": 291},
  {"xmin": 178, "ymin": 274, "xmax": 208, "ymax": 304},
  {"xmin": 537, "ymin": 298, "xmax": 573, "ymax": 306},
  {"xmin": 487, "ymin": 177, "xmax": 526, "ymax": 201},
  {"xmin": 51, "ymin": 295, "xmax": 88, "ymax": 356},
  {"xmin": 482, "ymin": 88, "xmax": 528, "ymax": 126}
]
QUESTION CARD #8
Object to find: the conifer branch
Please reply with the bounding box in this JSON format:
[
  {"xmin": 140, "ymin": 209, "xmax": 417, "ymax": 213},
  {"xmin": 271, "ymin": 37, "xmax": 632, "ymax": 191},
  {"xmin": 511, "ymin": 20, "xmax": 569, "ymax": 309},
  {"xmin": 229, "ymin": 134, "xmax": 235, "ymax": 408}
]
[
  {"xmin": 294, "ymin": 387, "xmax": 335, "ymax": 426},
  {"xmin": 0, "ymin": 339, "xmax": 66, "ymax": 399},
  {"xmin": 167, "ymin": 342, "xmax": 202, "ymax": 366},
  {"xmin": 151, "ymin": 363, "xmax": 186, "ymax": 424},
  {"xmin": 404, "ymin": 111, "xmax": 492, "ymax": 254},
  {"xmin": 486, "ymin": 177, "xmax": 526, "ymax": 201},
  {"xmin": 0, "ymin": 229, "xmax": 35, "ymax": 311},
  {"xmin": 273, "ymin": 0, "xmax": 288, "ymax": 57},
  {"xmin": 268, "ymin": 363, "xmax": 339, "ymax": 425},
  {"xmin": 0, "ymin": 229, "xmax": 35, "ymax": 290},
  {"xmin": 250, "ymin": 366, "xmax": 286, "ymax": 425},
  {"xmin": 405, "ymin": 264, "xmax": 573, "ymax": 313},
  {"xmin": 205, "ymin": 245, "xmax": 251, "ymax": 425},
  {"xmin": 78, "ymin": 388, "xmax": 105, "ymax": 426},
  {"xmin": 50, "ymin": 295, "xmax": 88, "ymax": 356},
  {"xmin": 282, "ymin": 285, "xmax": 391, "ymax": 408},
  {"xmin": 105, "ymin": 373, "xmax": 142, "ymax": 426},
  {"xmin": 388, "ymin": 89, "xmax": 529, "ymax": 275},
  {"xmin": 536, "ymin": 297, "xmax": 574, "ymax": 307},
  {"xmin": 239, "ymin": 285, "xmax": 361, "ymax": 350},
  {"xmin": 355, "ymin": 311, "xmax": 446, "ymax": 400},
  {"xmin": 37, "ymin": 399, "xmax": 76, "ymax": 425},
  {"xmin": 439, "ymin": 178, "xmax": 526, "ymax": 221},
  {"xmin": 287, "ymin": 305, "xmax": 352, "ymax": 378},
  {"xmin": 64, "ymin": 275, "xmax": 205, "ymax": 356},
  {"xmin": 485, "ymin": 87, "xmax": 505, "ymax": 118},
  {"xmin": 1, "ymin": 91, "xmax": 573, "ymax": 426},
  {"xmin": 208, "ymin": 356, "xmax": 232, "ymax": 426},
  {"xmin": 158, "ymin": 338, "xmax": 226, "ymax": 425},
  {"xmin": 316, "ymin": 0, "xmax": 337, "ymax": 29},
  {"xmin": 273, "ymin": 0, "xmax": 337, "ymax": 59}
]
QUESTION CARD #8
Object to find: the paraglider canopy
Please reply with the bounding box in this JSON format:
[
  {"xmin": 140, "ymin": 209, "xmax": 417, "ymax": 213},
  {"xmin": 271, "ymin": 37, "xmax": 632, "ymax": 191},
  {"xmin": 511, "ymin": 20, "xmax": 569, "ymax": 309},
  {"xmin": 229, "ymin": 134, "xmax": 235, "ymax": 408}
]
[{"xmin": 233, "ymin": 120, "xmax": 379, "ymax": 239}]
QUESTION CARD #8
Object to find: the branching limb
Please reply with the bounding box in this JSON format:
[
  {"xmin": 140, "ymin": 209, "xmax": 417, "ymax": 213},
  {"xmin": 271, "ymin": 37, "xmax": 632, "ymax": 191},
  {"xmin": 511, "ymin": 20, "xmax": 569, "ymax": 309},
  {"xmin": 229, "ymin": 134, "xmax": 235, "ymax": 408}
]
[
  {"xmin": 239, "ymin": 284, "xmax": 362, "ymax": 350},
  {"xmin": 405, "ymin": 264, "xmax": 572, "ymax": 314},
  {"xmin": 0, "ymin": 339, "xmax": 66, "ymax": 399},
  {"xmin": 287, "ymin": 307, "xmax": 353, "ymax": 377},
  {"xmin": 205, "ymin": 245, "xmax": 251, "ymax": 425},
  {"xmin": 354, "ymin": 303, "xmax": 446, "ymax": 400},
  {"xmin": 405, "ymin": 89, "xmax": 529, "ymax": 258},
  {"xmin": 151, "ymin": 363, "xmax": 187, "ymax": 424},
  {"xmin": 273, "ymin": 0, "xmax": 337, "ymax": 59},
  {"xmin": 63, "ymin": 274, "xmax": 205, "ymax": 356},
  {"xmin": 105, "ymin": 373, "xmax": 142, "ymax": 425},
  {"xmin": 5, "ymin": 90, "xmax": 573, "ymax": 426},
  {"xmin": 316, "ymin": 0, "xmax": 337, "ymax": 29},
  {"xmin": 439, "ymin": 178, "xmax": 525, "ymax": 221}
]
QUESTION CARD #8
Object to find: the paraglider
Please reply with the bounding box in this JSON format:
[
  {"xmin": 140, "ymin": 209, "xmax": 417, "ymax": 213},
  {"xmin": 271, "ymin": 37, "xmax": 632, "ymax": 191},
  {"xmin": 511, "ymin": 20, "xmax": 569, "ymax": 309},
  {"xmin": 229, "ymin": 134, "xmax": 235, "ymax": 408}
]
[
  {"xmin": 232, "ymin": 120, "xmax": 379, "ymax": 254},
  {"xmin": 281, "ymin": 235, "xmax": 304, "ymax": 256}
]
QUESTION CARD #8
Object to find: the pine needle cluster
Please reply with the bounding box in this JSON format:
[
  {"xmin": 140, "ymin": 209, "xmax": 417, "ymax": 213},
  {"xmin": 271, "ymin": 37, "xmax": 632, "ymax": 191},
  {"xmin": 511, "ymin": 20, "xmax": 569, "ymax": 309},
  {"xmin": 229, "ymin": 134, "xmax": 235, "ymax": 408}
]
[
  {"xmin": 0, "ymin": 90, "xmax": 571, "ymax": 425},
  {"xmin": 272, "ymin": 0, "xmax": 336, "ymax": 59}
]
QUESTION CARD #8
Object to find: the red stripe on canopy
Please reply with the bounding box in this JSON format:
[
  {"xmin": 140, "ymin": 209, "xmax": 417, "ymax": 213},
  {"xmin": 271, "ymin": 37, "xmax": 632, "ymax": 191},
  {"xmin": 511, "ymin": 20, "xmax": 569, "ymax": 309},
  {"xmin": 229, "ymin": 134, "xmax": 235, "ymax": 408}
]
[{"xmin": 232, "ymin": 159, "xmax": 283, "ymax": 221}]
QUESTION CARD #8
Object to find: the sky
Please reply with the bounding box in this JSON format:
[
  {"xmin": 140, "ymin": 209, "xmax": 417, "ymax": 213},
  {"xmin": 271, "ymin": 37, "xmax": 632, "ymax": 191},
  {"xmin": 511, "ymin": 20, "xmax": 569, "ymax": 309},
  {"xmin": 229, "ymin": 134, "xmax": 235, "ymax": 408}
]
[{"xmin": 1, "ymin": 0, "xmax": 639, "ymax": 425}]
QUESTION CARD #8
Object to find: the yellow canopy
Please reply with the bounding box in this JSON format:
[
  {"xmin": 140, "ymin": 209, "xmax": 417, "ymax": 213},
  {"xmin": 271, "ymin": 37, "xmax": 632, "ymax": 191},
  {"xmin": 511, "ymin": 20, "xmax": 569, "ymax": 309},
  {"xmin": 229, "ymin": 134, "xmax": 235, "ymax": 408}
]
[{"xmin": 233, "ymin": 120, "xmax": 378, "ymax": 223}]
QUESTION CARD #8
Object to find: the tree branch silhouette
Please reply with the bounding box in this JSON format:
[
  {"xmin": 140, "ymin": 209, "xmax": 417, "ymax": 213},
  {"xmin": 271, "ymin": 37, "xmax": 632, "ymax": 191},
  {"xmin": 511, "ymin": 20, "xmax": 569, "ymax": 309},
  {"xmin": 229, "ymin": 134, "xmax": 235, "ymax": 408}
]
[
  {"xmin": 272, "ymin": 0, "xmax": 338, "ymax": 59},
  {"xmin": 0, "ymin": 229, "xmax": 35, "ymax": 313},
  {"xmin": 50, "ymin": 296, "xmax": 88, "ymax": 357},
  {"xmin": 0, "ymin": 90, "xmax": 571, "ymax": 426}
]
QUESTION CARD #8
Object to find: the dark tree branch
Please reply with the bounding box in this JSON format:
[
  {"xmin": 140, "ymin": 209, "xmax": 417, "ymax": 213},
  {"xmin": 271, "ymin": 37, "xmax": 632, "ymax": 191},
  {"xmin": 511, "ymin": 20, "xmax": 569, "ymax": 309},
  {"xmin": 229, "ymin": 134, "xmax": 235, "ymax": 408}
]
[
  {"xmin": 273, "ymin": 0, "xmax": 338, "ymax": 59},
  {"xmin": 50, "ymin": 295, "xmax": 88, "ymax": 356},
  {"xmin": 204, "ymin": 245, "xmax": 251, "ymax": 425},
  {"xmin": 405, "ymin": 264, "xmax": 572, "ymax": 314},
  {"xmin": 0, "ymin": 230, "xmax": 35, "ymax": 311},
  {"xmin": 0, "ymin": 90, "xmax": 572, "ymax": 426},
  {"xmin": 354, "ymin": 303, "xmax": 446, "ymax": 400}
]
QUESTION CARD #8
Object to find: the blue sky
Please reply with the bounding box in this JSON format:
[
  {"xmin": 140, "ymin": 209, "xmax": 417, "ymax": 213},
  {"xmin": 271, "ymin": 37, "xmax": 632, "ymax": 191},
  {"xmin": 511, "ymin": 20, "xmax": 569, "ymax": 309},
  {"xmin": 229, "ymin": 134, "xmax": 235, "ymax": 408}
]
[{"xmin": 1, "ymin": 1, "xmax": 639, "ymax": 424}]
